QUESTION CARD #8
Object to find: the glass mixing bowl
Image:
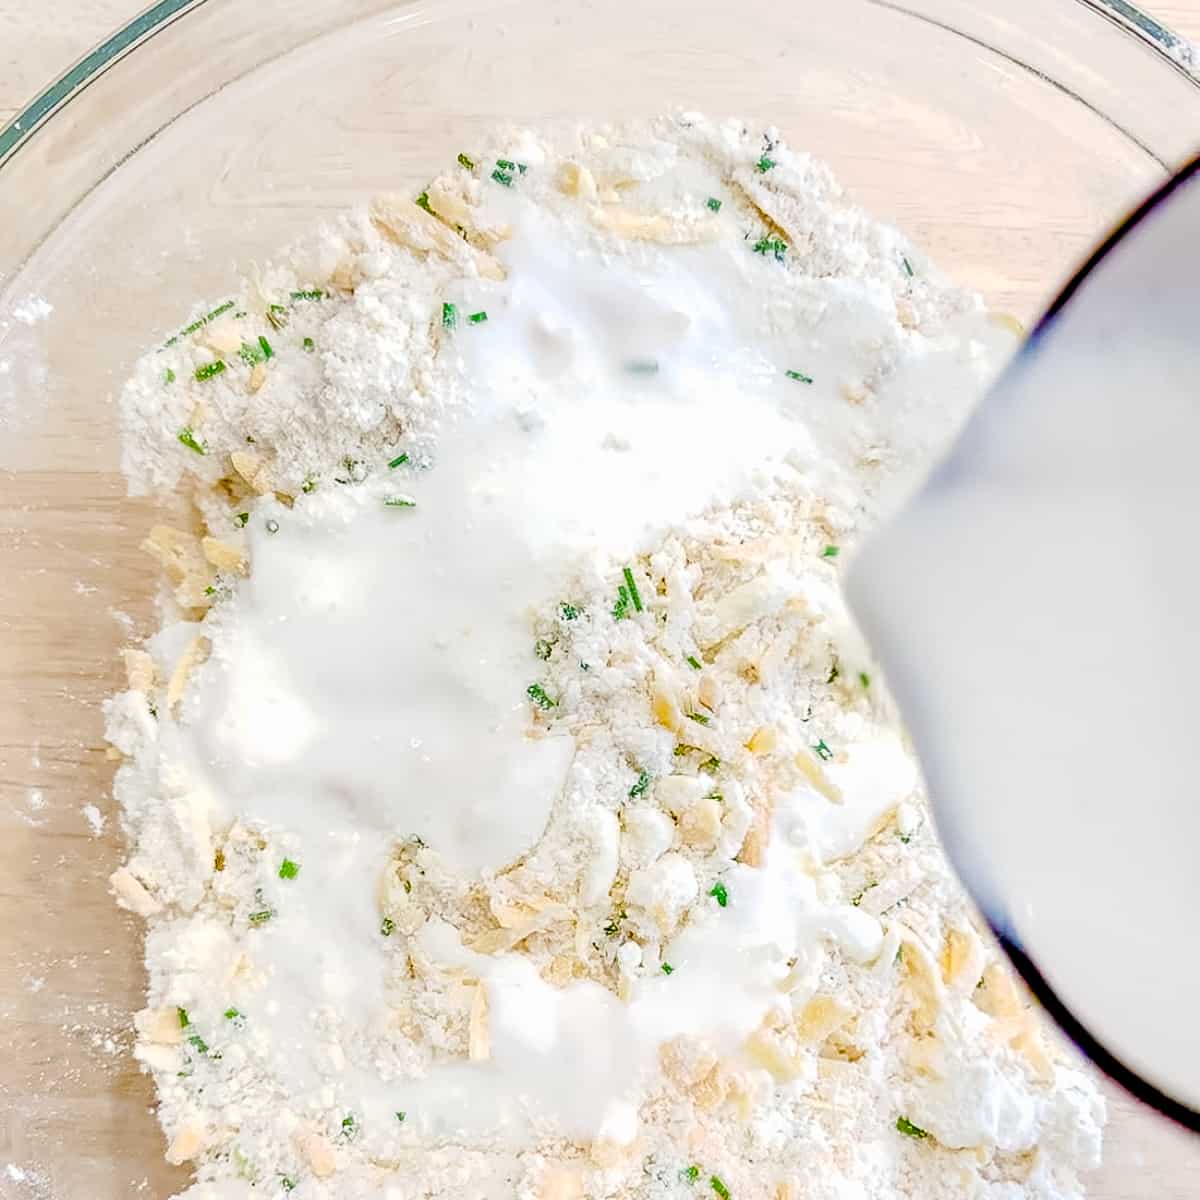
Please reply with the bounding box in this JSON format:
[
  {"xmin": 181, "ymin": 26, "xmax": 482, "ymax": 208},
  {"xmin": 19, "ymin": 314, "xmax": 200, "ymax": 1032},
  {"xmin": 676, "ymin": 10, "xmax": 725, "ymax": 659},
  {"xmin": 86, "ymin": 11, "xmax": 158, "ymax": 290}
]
[{"xmin": 1, "ymin": 1, "xmax": 1199, "ymax": 1196}]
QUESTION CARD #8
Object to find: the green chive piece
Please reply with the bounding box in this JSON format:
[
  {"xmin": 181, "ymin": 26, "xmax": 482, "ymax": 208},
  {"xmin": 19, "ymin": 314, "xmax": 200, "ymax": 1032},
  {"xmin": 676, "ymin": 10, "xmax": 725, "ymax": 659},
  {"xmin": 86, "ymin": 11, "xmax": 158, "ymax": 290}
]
[
  {"xmin": 258, "ymin": 335, "xmax": 275, "ymax": 360},
  {"xmin": 164, "ymin": 368, "xmax": 176, "ymax": 385},
  {"xmin": 711, "ymin": 1175, "xmax": 732, "ymax": 1198},
  {"xmin": 699, "ymin": 756, "xmax": 720, "ymax": 775},
  {"xmin": 491, "ymin": 167, "xmax": 514, "ymax": 187},
  {"xmin": 206, "ymin": 301, "xmax": 235, "ymax": 322},
  {"xmin": 302, "ymin": 336, "xmax": 316, "ymax": 353},
  {"xmin": 442, "ymin": 302, "xmax": 458, "ymax": 329},
  {"xmin": 187, "ymin": 1033, "xmax": 209, "ymax": 1054},
  {"xmin": 238, "ymin": 340, "xmax": 265, "ymax": 367},
  {"xmin": 710, "ymin": 881, "xmax": 728, "ymax": 908},
  {"xmin": 223, "ymin": 1008, "xmax": 241, "ymax": 1021},
  {"xmin": 756, "ymin": 154, "xmax": 776, "ymax": 172},
  {"xmin": 706, "ymin": 792, "xmax": 724, "ymax": 803},
  {"xmin": 204, "ymin": 586, "xmax": 216, "ymax": 597},
  {"xmin": 177, "ymin": 1007, "xmax": 190, "ymax": 1028},
  {"xmin": 752, "ymin": 235, "xmax": 788, "ymax": 262},
  {"xmin": 496, "ymin": 158, "xmax": 516, "ymax": 170},
  {"xmin": 559, "ymin": 602, "xmax": 580, "ymax": 621},
  {"xmin": 827, "ymin": 659, "xmax": 840, "ymax": 684},
  {"xmin": 534, "ymin": 638, "xmax": 554, "ymax": 661},
  {"xmin": 859, "ymin": 671, "xmax": 871, "ymax": 688},
  {"xmin": 468, "ymin": 311, "xmax": 488, "ymax": 324},
  {"xmin": 235, "ymin": 512, "xmax": 249, "ymax": 528},
  {"xmin": 384, "ymin": 496, "xmax": 417, "ymax": 509},
  {"xmin": 194, "ymin": 361, "xmax": 226, "ymax": 382},
  {"xmin": 661, "ymin": 962, "xmax": 674, "ymax": 975},
  {"xmin": 822, "ymin": 545, "xmax": 840, "ymax": 558},
  {"xmin": 682, "ymin": 1165, "xmax": 700, "ymax": 1182},
  {"xmin": 388, "ymin": 453, "xmax": 410, "ymax": 469},
  {"xmin": 279, "ymin": 859, "xmax": 300, "ymax": 880},
  {"xmin": 612, "ymin": 585, "xmax": 631, "ymax": 622},
  {"xmin": 267, "ymin": 304, "xmax": 289, "ymax": 330},
  {"xmin": 380, "ymin": 917, "xmax": 395, "ymax": 936},
  {"xmin": 395, "ymin": 1110, "xmax": 407, "ymax": 1122},
  {"xmin": 813, "ymin": 739, "xmax": 833, "ymax": 761},
  {"xmin": 290, "ymin": 289, "xmax": 326, "ymax": 302},
  {"xmin": 341, "ymin": 1114, "xmax": 358, "ymax": 1139},
  {"xmin": 178, "ymin": 428, "xmax": 206, "ymax": 454},
  {"xmin": 785, "ymin": 369, "xmax": 814, "ymax": 384},
  {"xmin": 686, "ymin": 655, "xmax": 703, "ymax": 670},
  {"xmin": 300, "ymin": 478, "xmax": 316, "ymax": 494},
  {"xmin": 851, "ymin": 882, "xmax": 876, "ymax": 907},
  {"xmin": 622, "ymin": 566, "xmax": 643, "ymax": 613},
  {"xmin": 248, "ymin": 909, "xmax": 273, "ymax": 925},
  {"xmin": 896, "ymin": 1116, "xmax": 929, "ymax": 1139},
  {"xmin": 527, "ymin": 682, "xmax": 557, "ymax": 711},
  {"xmin": 628, "ymin": 771, "xmax": 651, "ymax": 799},
  {"xmin": 280, "ymin": 1179, "xmax": 296, "ymax": 1193},
  {"xmin": 458, "ymin": 152, "xmax": 475, "ymax": 170},
  {"xmin": 687, "ymin": 711, "xmax": 710, "ymax": 726},
  {"xmin": 902, "ymin": 255, "xmax": 915, "ymax": 278},
  {"xmin": 706, "ymin": 197, "xmax": 722, "ymax": 212}
]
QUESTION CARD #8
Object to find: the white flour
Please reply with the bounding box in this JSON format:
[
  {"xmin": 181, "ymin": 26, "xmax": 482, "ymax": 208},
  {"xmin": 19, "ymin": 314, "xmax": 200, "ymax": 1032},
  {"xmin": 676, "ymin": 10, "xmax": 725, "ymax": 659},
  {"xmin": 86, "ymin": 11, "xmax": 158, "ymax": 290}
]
[{"xmin": 108, "ymin": 115, "xmax": 1103, "ymax": 1200}]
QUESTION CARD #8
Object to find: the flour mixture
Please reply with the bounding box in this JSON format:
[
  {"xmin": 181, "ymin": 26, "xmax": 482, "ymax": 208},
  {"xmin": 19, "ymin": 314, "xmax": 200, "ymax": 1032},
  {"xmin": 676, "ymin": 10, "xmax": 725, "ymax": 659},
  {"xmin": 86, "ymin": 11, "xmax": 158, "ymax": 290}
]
[{"xmin": 107, "ymin": 115, "xmax": 1104, "ymax": 1200}]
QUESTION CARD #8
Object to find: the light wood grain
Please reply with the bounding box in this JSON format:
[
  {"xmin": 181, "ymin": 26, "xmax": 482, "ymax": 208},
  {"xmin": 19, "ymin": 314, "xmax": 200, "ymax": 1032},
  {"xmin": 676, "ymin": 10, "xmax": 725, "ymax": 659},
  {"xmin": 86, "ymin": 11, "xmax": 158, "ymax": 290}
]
[{"xmin": 1, "ymin": 2, "xmax": 1199, "ymax": 1198}]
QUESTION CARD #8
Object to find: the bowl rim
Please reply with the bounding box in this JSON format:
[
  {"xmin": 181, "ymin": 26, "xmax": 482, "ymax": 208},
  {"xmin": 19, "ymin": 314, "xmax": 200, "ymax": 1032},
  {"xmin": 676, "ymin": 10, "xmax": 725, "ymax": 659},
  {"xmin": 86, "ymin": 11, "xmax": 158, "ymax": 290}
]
[{"xmin": 0, "ymin": 0, "xmax": 1198, "ymax": 173}]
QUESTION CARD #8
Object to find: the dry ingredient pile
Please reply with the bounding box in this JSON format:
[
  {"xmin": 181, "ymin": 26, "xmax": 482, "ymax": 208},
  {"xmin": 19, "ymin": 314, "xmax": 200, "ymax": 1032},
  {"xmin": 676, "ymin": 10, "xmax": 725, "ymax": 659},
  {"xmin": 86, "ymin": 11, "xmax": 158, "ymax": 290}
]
[{"xmin": 107, "ymin": 115, "xmax": 1104, "ymax": 1200}]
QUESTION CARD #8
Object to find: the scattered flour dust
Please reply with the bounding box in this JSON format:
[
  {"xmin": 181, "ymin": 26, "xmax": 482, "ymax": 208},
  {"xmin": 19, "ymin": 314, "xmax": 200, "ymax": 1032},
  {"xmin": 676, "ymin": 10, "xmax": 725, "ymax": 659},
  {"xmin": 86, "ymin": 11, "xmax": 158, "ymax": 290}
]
[{"xmin": 106, "ymin": 115, "xmax": 1103, "ymax": 1200}]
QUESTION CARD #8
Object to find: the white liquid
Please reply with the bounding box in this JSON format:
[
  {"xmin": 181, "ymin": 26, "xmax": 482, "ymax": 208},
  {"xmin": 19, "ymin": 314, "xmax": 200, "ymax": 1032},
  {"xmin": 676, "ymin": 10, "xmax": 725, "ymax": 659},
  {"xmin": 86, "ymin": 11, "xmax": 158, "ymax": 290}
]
[{"xmin": 850, "ymin": 168, "xmax": 1200, "ymax": 1112}]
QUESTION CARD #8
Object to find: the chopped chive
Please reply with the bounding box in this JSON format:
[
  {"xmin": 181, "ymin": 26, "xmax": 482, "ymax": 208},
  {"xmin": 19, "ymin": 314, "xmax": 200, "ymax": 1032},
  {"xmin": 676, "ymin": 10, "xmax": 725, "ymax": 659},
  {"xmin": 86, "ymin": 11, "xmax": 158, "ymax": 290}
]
[
  {"xmin": 248, "ymin": 908, "xmax": 274, "ymax": 925},
  {"xmin": 706, "ymin": 197, "xmax": 722, "ymax": 212},
  {"xmin": 496, "ymin": 158, "xmax": 516, "ymax": 170},
  {"xmin": 628, "ymin": 771, "xmax": 651, "ymax": 799},
  {"xmin": 238, "ymin": 340, "xmax": 265, "ymax": 367},
  {"xmin": 711, "ymin": 1175, "xmax": 731, "ymax": 1198},
  {"xmin": 706, "ymin": 792, "xmax": 724, "ymax": 803},
  {"xmin": 380, "ymin": 917, "xmax": 395, "ymax": 936},
  {"xmin": 457, "ymin": 152, "xmax": 475, "ymax": 170},
  {"xmin": 442, "ymin": 302, "xmax": 458, "ymax": 329},
  {"xmin": 785, "ymin": 369, "xmax": 813, "ymax": 384},
  {"xmin": 415, "ymin": 191, "xmax": 433, "ymax": 212},
  {"xmin": 491, "ymin": 167, "xmax": 514, "ymax": 187},
  {"xmin": 395, "ymin": 1110, "xmax": 407, "ymax": 1122},
  {"xmin": 194, "ymin": 361, "xmax": 226, "ymax": 382},
  {"xmin": 468, "ymin": 311, "xmax": 488, "ymax": 324},
  {"xmin": 821, "ymin": 545, "xmax": 840, "ymax": 558},
  {"xmin": 280, "ymin": 1179, "xmax": 296, "ymax": 1193},
  {"xmin": 527, "ymin": 682, "xmax": 557, "ymax": 711},
  {"xmin": 517, "ymin": 162, "xmax": 528, "ymax": 174},
  {"xmin": 278, "ymin": 859, "xmax": 300, "ymax": 880},
  {"xmin": 851, "ymin": 882, "xmax": 876, "ymax": 907},
  {"xmin": 177, "ymin": 1007, "xmax": 190, "ymax": 1028},
  {"xmin": 859, "ymin": 671, "xmax": 871, "ymax": 688},
  {"xmin": 265, "ymin": 519, "xmax": 280, "ymax": 534},
  {"xmin": 534, "ymin": 638, "xmax": 554, "ymax": 661},
  {"xmin": 206, "ymin": 301, "xmax": 235, "ymax": 322},
  {"xmin": 235, "ymin": 512, "xmax": 249, "ymax": 528},
  {"xmin": 896, "ymin": 1116, "xmax": 929, "ymax": 1139},
  {"xmin": 686, "ymin": 655, "xmax": 703, "ymax": 670},
  {"xmin": 300, "ymin": 478, "xmax": 316, "ymax": 493},
  {"xmin": 710, "ymin": 881, "xmax": 728, "ymax": 908},
  {"xmin": 699, "ymin": 756, "xmax": 720, "ymax": 775},
  {"xmin": 177, "ymin": 428, "xmax": 206, "ymax": 454},
  {"xmin": 681, "ymin": 1165, "xmax": 700, "ymax": 1182},
  {"xmin": 204, "ymin": 585, "xmax": 216, "ymax": 596},
  {"xmin": 827, "ymin": 659, "xmax": 840, "ymax": 684},
  {"xmin": 902, "ymin": 255, "xmax": 915, "ymax": 278},
  {"xmin": 388, "ymin": 453, "xmax": 410, "ymax": 469},
  {"xmin": 559, "ymin": 602, "xmax": 580, "ymax": 621},
  {"xmin": 812, "ymin": 739, "xmax": 833, "ymax": 762},
  {"xmin": 661, "ymin": 962, "xmax": 674, "ymax": 976},
  {"xmin": 340, "ymin": 1114, "xmax": 358, "ymax": 1140},
  {"xmin": 622, "ymin": 567, "xmax": 643, "ymax": 613},
  {"xmin": 687, "ymin": 711, "xmax": 710, "ymax": 726},
  {"xmin": 258, "ymin": 335, "xmax": 275, "ymax": 360},
  {"xmin": 612, "ymin": 585, "xmax": 631, "ymax": 621},
  {"xmin": 384, "ymin": 495, "xmax": 417, "ymax": 508},
  {"xmin": 899, "ymin": 833, "xmax": 911, "ymax": 844},
  {"xmin": 223, "ymin": 1007, "xmax": 241, "ymax": 1021},
  {"xmin": 290, "ymin": 289, "xmax": 326, "ymax": 302},
  {"xmin": 187, "ymin": 1033, "xmax": 209, "ymax": 1054},
  {"xmin": 267, "ymin": 304, "xmax": 289, "ymax": 330},
  {"xmin": 674, "ymin": 744, "xmax": 700, "ymax": 757},
  {"xmin": 752, "ymin": 235, "xmax": 788, "ymax": 262},
  {"xmin": 302, "ymin": 336, "xmax": 315, "ymax": 353},
  {"xmin": 756, "ymin": 154, "xmax": 776, "ymax": 172},
  {"xmin": 164, "ymin": 368, "xmax": 176, "ymax": 385}
]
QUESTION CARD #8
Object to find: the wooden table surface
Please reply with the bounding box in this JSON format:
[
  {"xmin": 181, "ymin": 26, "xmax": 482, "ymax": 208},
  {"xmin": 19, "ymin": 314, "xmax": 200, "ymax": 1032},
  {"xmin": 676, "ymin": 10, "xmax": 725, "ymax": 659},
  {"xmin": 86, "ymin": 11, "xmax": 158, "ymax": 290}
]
[{"xmin": 2, "ymin": 3, "xmax": 1200, "ymax": 1199}]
